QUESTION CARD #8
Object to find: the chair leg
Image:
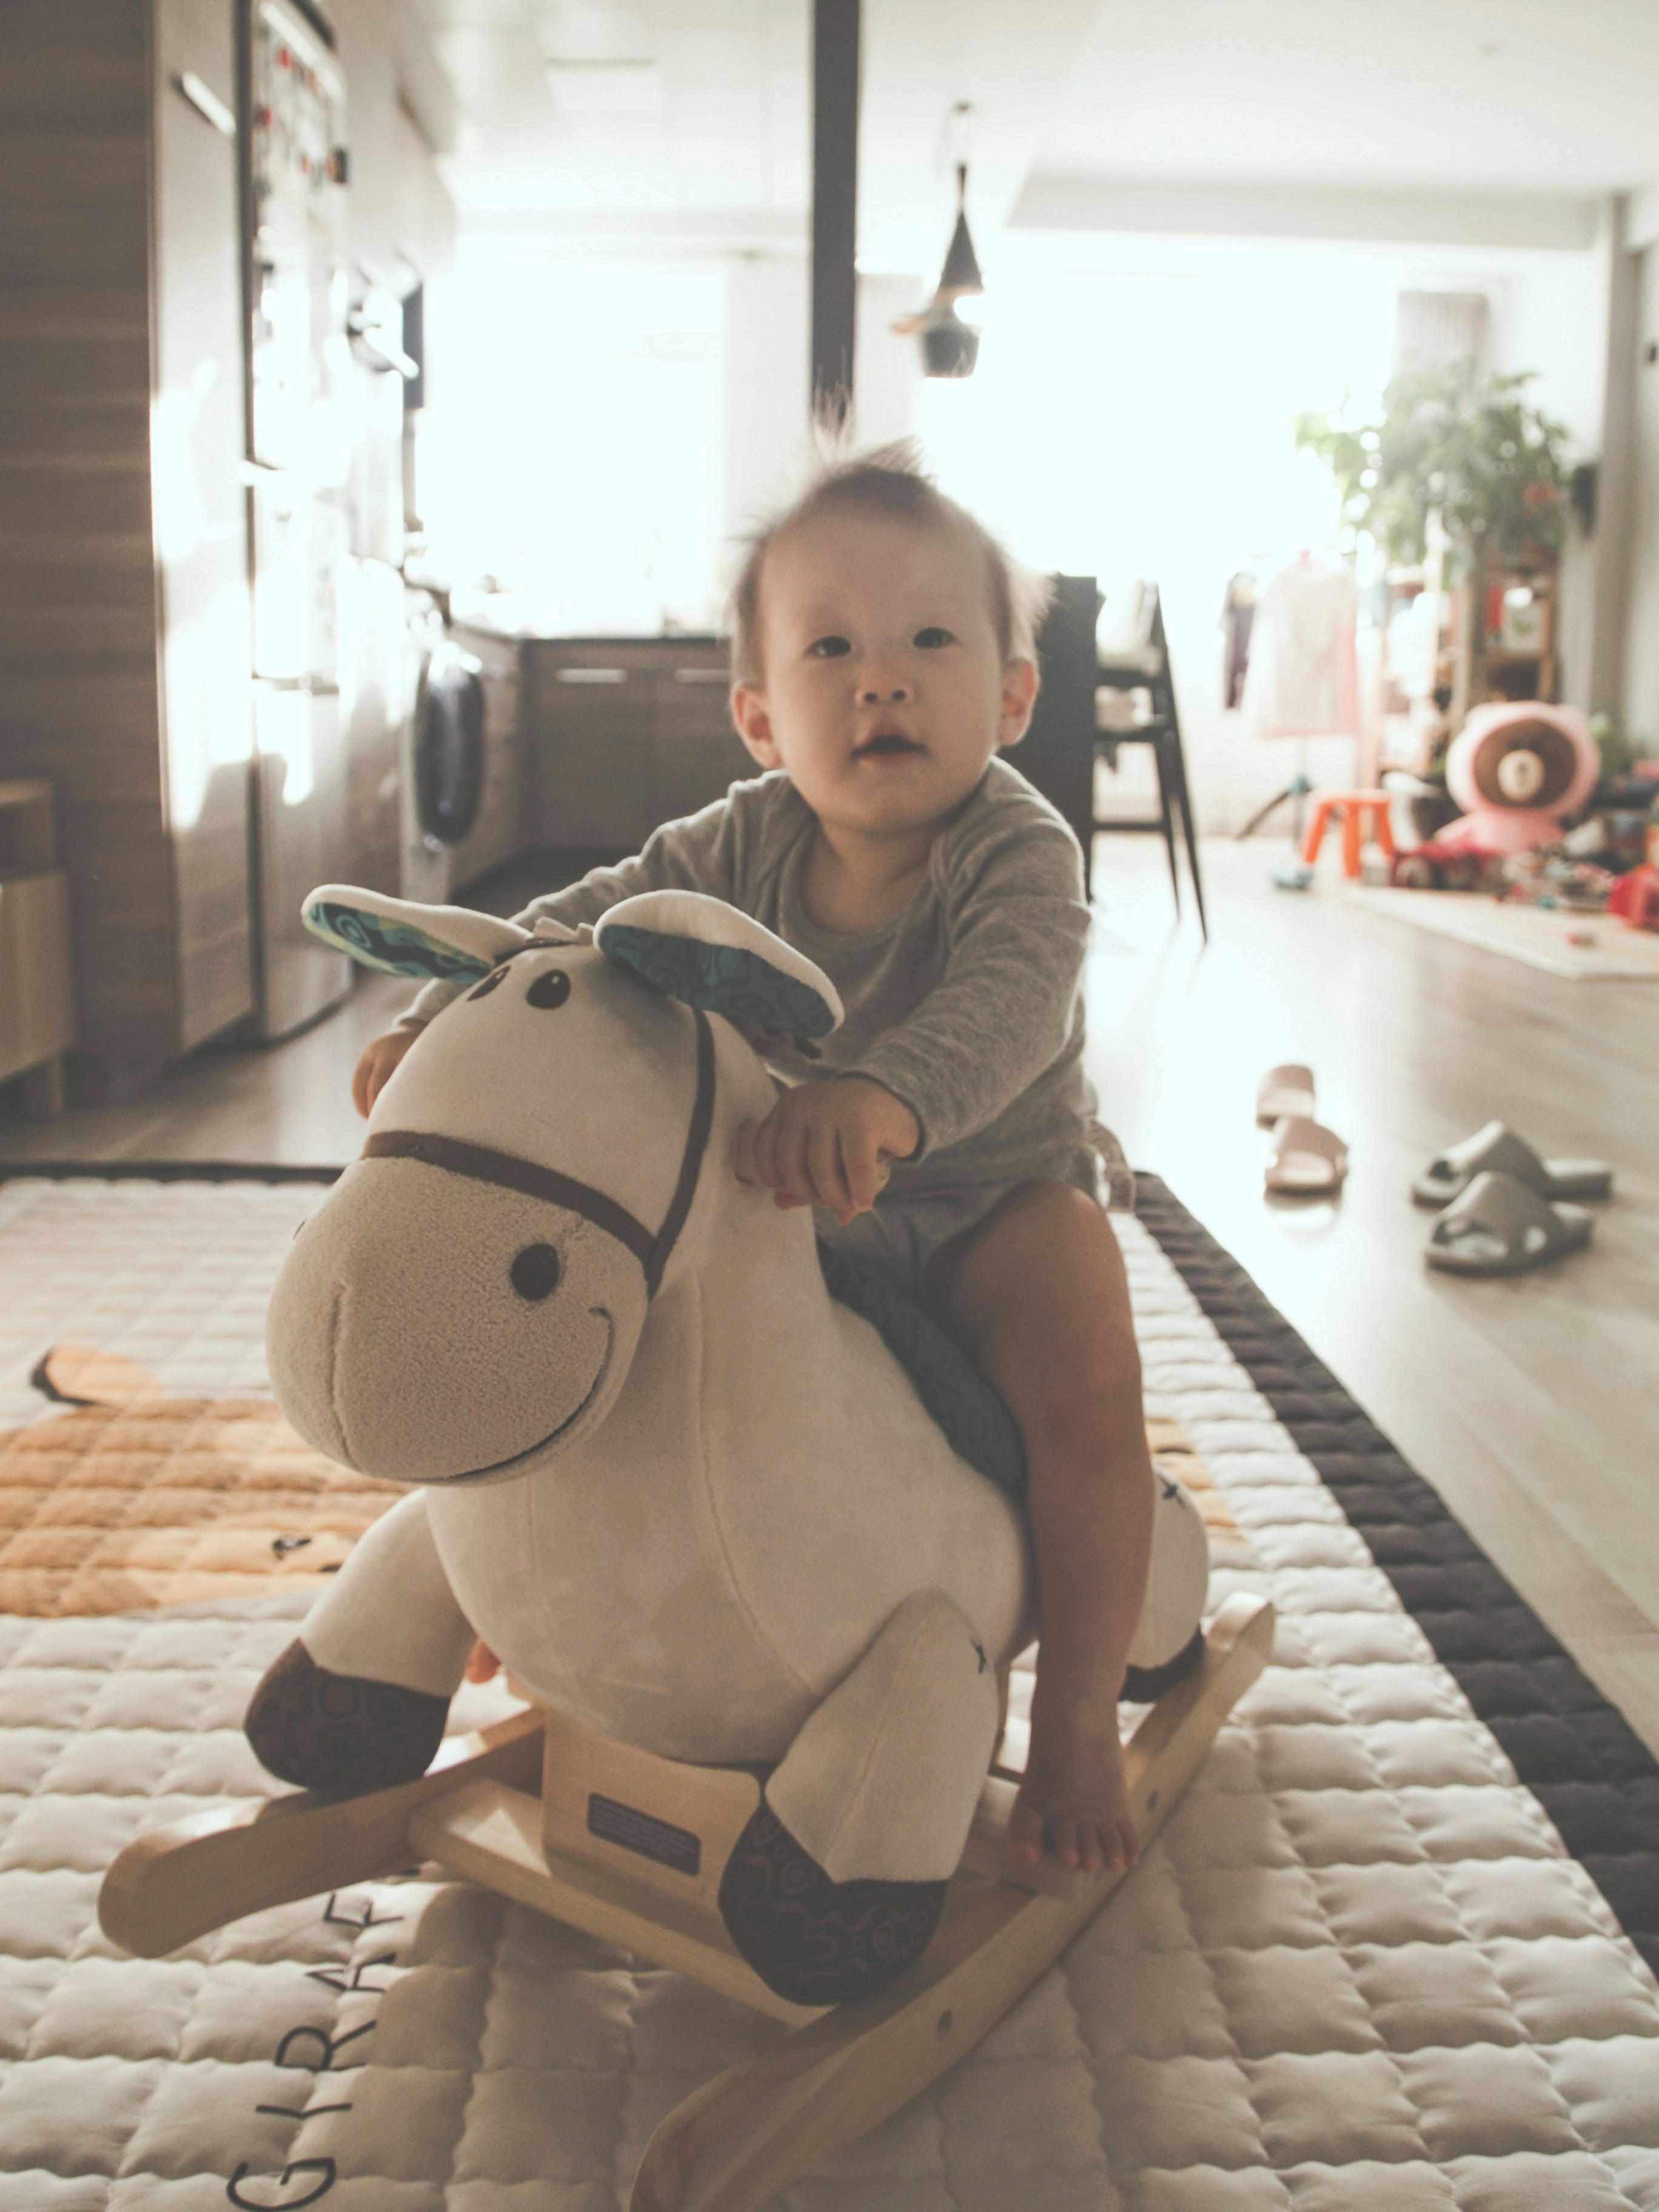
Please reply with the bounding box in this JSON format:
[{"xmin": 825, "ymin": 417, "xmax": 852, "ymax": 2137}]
[
  {"xmin": 1159, "ymin": 723, "xmax": 1208, "ymax": 942},
  {"xmin": 1370, "ymin": 800, "xmax": 1396, "ymax": 861},
  {"xmin": 1153, "ymin": 735, "xmax": 1182, "ymax": 917},
  {"xmin": 1341, "ymin": 803, "xmax": 1362, "ymax": 879},
  {"xmin": 1301, "ymin": 800, "xmax": 1330, "ymax": 865}
]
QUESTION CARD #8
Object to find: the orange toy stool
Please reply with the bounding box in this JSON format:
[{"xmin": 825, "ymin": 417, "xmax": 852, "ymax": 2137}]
[{"xmin": 1302, "ymin": 789, "xmax": 1396, "ymax": 878}]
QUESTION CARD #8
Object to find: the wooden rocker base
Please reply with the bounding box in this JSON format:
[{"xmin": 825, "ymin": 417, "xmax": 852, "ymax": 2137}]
[{"xmin": 99, "ymin": 1591, "xmax": 1273, "ymax": 2211}]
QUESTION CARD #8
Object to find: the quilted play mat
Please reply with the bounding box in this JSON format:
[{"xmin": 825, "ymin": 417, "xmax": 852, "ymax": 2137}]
[{"xmin": 0, "ymin": 1171, "xmax": 1657, "ymax": 2207}]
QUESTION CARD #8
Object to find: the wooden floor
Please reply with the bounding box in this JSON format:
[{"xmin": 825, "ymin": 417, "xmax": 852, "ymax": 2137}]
[{"xmin": 3, "ymin": 838, "xmax": 1656, "ymax": 1756}]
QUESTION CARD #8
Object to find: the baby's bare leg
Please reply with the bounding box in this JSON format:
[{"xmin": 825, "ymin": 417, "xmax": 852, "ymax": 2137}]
[{"xmin": 929, "ymin": 1183, "xmax": 1153, "ymax": 1874}]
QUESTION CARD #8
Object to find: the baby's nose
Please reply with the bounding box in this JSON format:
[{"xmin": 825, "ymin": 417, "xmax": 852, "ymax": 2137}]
[{"xmin": 859, "ymin": 677, "xmax": 911, "ymax": 703}]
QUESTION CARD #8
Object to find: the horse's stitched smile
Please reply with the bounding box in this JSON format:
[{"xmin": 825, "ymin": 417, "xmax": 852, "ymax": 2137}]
[{"xmin": 443, "ymin": 1308, "xmax": 615, "ymax": 1484}]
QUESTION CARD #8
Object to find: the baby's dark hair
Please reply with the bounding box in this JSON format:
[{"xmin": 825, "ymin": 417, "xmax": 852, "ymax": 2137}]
[{"xmin": 727, "ymin": 439, "xmax": 1053, "ymax": 685}]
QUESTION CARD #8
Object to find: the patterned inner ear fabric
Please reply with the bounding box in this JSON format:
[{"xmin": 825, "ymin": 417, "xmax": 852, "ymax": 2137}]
[
  {"xmin": 599, "ymin": 924, "xmax": 838, "ymax": 1037},
  {"xmin": 303, "ymin": 901, "xmax": 494, "ymax": 984}
]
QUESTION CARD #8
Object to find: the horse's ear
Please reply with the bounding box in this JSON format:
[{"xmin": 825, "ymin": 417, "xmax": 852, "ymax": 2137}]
[
  {"xmin": 302, "ymin": 886, "xmax": 531, "ymax": 984},
  {"xmin": 595, "ymin": 890, "xmax": 843, "ymax": 1038}
]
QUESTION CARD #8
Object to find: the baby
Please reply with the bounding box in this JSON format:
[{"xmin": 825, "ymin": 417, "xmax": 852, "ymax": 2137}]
[{"xmin": 355, "ymin": 444, "xmax": 1155, "ymax": 1875}]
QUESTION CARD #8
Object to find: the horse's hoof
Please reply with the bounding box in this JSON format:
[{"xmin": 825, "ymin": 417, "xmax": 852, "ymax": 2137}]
[
  {"xmin": 1121, "ymin": 1623, "xmax": 1205, "ymax": 1704},
  {"xmin": 717, "ymin": 1803, "xmax": 946, "ymax": 2006},
  {"xmin": 244, "ymin": 1637, "xmax": 449, "ymax": 1797}
]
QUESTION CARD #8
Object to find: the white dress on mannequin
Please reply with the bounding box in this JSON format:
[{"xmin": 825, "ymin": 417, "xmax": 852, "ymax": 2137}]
[{"xmin": 1242, "ymin": 557, "xmax": 1358, "ymax": 739}]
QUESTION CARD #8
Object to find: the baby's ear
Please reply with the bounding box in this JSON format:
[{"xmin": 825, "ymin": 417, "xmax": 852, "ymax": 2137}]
[
  {"xmin": 730, "ymin": 683, "xmax": 782, "ymax": 771},
  {"xmin": 997, "ymin": 657, "xmax": 1039, "ymax": 748}
]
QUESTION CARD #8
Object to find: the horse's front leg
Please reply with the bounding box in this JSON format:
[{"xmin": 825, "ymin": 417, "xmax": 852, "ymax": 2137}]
[
  {"xmin": 245, "ymin": 1489, "xmax": 478, "ymax": 1797},
  {"xmin": 717, "ymin": 1589, "xmax": 1000, "ymax": 2006}
]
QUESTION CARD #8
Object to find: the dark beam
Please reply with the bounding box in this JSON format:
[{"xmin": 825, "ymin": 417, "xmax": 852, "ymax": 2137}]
[{"xmin": 811, "ymin": 0, "xmax": 860, "ymax": 430}]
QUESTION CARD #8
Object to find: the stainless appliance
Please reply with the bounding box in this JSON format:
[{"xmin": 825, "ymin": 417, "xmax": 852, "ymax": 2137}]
[{"xmin": 244, "ymin": 0, "xmax": 352, "ymax": 1037}]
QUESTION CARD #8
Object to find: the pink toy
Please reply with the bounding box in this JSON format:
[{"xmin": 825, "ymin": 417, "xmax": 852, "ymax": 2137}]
[{"xmin": 1433, "ymin": 702, "xmax": 1600, "ymax": 859}]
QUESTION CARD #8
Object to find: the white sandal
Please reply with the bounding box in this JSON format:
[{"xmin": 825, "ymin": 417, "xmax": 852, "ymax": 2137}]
[
  {"xmin": 1265, "ymin": 1115, "xmax": 1349, "ymax": 1198},
  {"xmin": 1256, "ymin": 1063, "xmax": 1316, "ymax": 1128}
]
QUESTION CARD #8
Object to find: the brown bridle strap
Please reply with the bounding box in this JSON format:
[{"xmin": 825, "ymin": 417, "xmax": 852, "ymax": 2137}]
[
  {"xmin": 364, "ymin": 1007, "xmax": 717, "ymax": 1298},
  {"xmin": 645, "ymin": 1007, "xmax": 715, "ymax": 1295}
]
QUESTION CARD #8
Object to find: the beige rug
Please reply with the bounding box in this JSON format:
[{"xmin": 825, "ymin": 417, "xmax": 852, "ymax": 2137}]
[
  {"xmin": 0, "ymin": 1344, "xmax": 401, "ymax": 1616},
  {"xmin": 1, "ymin": 1341, "xmax": 1249, "ymax": 1621},
  {"xmin": 1348, "ymin": 883, "xmax": 1659, "ymax": 979}
]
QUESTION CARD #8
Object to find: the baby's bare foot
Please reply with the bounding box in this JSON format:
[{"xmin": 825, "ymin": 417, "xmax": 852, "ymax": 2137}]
[{"xmin": 1008, "ymin": 1713, "xmax": 1139, "ymax": 1875}]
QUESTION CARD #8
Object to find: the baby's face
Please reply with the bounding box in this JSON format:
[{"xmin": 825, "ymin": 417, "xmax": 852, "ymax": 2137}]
[{"xmin": 732, "ymin": 509, "xmax": 1035, "ymax": 842}]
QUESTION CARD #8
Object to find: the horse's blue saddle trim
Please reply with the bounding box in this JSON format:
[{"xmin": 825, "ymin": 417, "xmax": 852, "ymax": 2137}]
[
  {"xmin": 602, "ymin": 925, "xmax": 839, "ymax": 1039},
  {"xmin": 818, "ymin": 1244, "xmax": 1027, "ymax": 1497},
  {"xmin": 305, "ymin": 901, "xmax": 494, "ymax": 985}
]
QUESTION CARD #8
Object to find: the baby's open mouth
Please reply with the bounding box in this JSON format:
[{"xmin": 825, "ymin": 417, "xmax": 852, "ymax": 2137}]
[{"xmin": 854, "ymin": 731, "xmax": 922, "ymax": 757}]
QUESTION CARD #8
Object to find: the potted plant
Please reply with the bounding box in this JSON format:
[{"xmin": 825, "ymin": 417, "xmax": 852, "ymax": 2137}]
[{"xmin": 1293, "ymin": 361, "xmax": 1578, "ymax": 571}]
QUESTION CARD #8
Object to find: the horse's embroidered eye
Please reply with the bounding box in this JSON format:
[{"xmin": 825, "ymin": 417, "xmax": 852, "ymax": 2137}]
[
  {"xmin": 469, "ymin": 968, "xmax": 509, "ymax": 1000},
  {"xmin": 528, "ymin": 968, "xmax": 571, "ymax": 1010},
  {"xmin": 510, "ymin": 1244, "xmax": 562, "ymax": 1301}
]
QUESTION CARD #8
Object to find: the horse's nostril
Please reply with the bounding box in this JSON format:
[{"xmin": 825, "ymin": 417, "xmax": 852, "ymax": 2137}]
[
  {"xmin": 528, "ymin": 968, "xmax": 571, "ymax": 1010},
  {"xmin": 511, "ymin": 1243, "xmax": 562, "ymax": 1300}
]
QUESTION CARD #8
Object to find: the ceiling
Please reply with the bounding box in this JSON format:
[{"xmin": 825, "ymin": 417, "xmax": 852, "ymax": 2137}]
[
  {"xmin": 407, "ymin": 0, "xmax": 809, "ymax": 227},
  {"xmin": 403, "ymin": 0, "xmax": 1659, "ymax": 257},
  {"xmin": 1038, "ymin": 0, "xmax": 1659, "ymax": 196}
]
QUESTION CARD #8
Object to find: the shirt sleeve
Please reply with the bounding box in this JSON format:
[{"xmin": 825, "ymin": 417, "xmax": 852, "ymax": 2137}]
[
  {"xmin": 842, "ymin": 810, "xmax": 1090, "ymax": 1159},
  {"xmin": 404, "ymin": 786, "xmax": 757, "ymax": 1024}
]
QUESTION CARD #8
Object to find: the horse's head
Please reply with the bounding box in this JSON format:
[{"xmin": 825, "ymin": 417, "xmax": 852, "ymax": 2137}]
[{"xmin": 268, "ymin": 885, "xmax": 841, "ymax": 1486}]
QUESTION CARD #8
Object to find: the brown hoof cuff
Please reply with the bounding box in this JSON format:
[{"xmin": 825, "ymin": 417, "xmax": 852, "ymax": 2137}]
[
  {"xmin": 1121, "ymin": 1623, "xmax": 1205, "ymax": 1704},
  {"xmin": 244, "ymin": 1637, "xmax": 449, "ymax": 1796},
  {"xmin": 717, "ymin": 1803, "xmax": 946, "ymax": 2006}
]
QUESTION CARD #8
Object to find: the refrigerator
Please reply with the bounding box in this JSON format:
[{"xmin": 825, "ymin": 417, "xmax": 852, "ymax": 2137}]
[{"xmin": 243, "ymin": 0, "xmax": 354, "ymax": 1038}]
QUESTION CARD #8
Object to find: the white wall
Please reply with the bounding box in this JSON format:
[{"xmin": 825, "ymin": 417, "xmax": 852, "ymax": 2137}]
[
  {"xmin": 855, "ymin": 274, "xmax": 925, "ymax": 449},
  {"xmin": 721, "ymin": 253, "xmax": 811, "ymax": 580},
  {"xmin": 332, "ymin": 0, "xmax": 456, "ymax": 287}
]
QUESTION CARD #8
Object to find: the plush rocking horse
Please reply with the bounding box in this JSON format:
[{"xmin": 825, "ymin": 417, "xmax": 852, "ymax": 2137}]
[{"xmin": 101, "ymin": 885, "xmax": 1273, "ymax": 2211}]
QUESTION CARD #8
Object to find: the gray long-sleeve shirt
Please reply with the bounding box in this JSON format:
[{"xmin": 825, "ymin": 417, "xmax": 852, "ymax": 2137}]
[{"xmin": 411, "ymin": 758, "xmax": 1101, "ymax": 1207}]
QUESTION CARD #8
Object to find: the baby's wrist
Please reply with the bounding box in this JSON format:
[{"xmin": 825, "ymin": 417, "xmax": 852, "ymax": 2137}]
[{"xmin": 836, "ymin": 1074, "xmax": 920, "ymax": 1157}]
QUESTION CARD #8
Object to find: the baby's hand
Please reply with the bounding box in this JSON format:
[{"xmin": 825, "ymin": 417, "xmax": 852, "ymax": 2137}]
[
  {"xmin": 352, "ymin": 1021, "xmax": 426, "ymax": 1119},
  {"xmin": 749, "ymin": 1077, "xmax": 919, "ymax": 1224}
]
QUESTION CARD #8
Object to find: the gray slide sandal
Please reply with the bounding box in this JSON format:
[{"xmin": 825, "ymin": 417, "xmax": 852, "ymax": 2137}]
[
  {"xmin": 1426, "ymin": 1170, "xmax": 1595, "ymax": 1276},
  {"xmin": 1413, "ymin": 1119, "xmax": 1612, "ymax": 1209}
]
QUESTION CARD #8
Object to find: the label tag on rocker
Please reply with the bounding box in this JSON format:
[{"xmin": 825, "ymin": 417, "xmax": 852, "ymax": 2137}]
[{"xmin": 588, "ymin": 1792, "xmax": 701, "ymax": 1877}]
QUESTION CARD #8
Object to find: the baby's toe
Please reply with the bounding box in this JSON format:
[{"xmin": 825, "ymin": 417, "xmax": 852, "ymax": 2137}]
[{"xmin": 1007, "ymin": 1797, "xmax": 1045, "ymax": 1863}]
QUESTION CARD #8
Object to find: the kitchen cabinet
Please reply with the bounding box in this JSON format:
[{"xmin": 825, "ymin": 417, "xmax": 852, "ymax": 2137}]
[{"xmin": 526, "ymin": 639, "xmax": 751, "ymax": 850}]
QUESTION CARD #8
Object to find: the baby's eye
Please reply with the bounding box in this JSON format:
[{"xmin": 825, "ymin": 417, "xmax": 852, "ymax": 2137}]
[
  {"xmin": 808, "ymin": 635, "xmax": 851, "ymax": 659},
  {"xmin": 913, "ymin": 626, "xmax": 955, "ymax": 649}
]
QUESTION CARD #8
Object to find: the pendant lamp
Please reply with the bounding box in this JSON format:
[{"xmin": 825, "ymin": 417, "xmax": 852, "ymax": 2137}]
[{"xmin": 893, "ymin": 117, "xmax": 985, "ymax": 380}]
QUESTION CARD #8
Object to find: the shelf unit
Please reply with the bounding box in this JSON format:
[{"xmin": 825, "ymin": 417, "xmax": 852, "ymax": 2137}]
[{"xmin": 0, "ymin": 782, "xmax": 73, "ymax": 1113}]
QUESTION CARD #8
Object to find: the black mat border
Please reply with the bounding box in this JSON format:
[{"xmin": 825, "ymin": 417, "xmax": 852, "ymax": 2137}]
[
  {"xmin": 1133, "ymin": 1171, "xmax": 1659, "ymax": 1976},
  {"xmin": 0, "ymin": 1162, "xmax": 343, "ymax": 1184}
]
